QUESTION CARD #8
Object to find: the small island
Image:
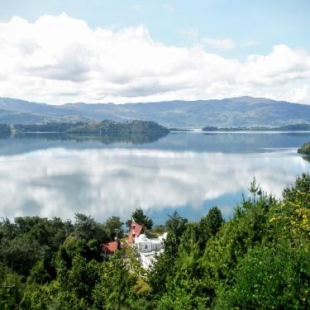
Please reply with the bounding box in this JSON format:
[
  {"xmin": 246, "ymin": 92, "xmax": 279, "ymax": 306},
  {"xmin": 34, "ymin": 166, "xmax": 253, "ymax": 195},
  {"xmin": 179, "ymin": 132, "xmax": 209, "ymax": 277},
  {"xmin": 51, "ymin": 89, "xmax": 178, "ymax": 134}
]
[
  {"xmin": 202, "ymin": 123, "xmax": 310, "ymax": 132},
  {"xmin": 9, "ymin": 120, "xmax": 170, "ymax": 144},
  {"xmin": 13, "ymin": 120, "xmax": 169, "ymax": 135}
]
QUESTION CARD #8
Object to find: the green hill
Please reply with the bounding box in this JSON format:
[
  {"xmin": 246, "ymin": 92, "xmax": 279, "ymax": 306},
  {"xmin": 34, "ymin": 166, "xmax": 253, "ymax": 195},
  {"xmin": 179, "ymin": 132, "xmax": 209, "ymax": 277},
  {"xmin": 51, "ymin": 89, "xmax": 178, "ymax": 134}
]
[{"xmin": 1, "ymin": 96, "xmax": 310, "ymax": 128}]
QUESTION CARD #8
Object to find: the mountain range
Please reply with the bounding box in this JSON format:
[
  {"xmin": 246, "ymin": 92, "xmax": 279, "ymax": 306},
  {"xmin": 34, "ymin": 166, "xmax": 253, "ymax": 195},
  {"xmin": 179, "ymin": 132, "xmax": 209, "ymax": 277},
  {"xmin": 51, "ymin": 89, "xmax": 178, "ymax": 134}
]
[{"xmin": 1, "ymin": 96, "xmax": 310, "ymax": 128}]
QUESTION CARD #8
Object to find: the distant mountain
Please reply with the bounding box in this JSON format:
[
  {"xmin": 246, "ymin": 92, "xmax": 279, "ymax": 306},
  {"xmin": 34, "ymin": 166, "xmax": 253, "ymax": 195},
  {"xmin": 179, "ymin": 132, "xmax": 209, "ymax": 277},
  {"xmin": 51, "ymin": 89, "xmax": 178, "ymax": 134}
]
[
  {"xmin": 0, "ymin": 98, "xmax": 90, "ymax": 124},
  {"xmin": 1, "ymin": 96, "xmax": 310, "ymax": 128}
]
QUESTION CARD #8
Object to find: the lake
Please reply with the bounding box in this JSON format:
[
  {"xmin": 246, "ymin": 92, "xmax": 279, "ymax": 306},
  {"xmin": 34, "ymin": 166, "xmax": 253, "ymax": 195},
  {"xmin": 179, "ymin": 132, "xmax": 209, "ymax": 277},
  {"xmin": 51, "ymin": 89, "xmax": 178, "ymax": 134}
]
[{"xmin": 1, "ymin": 131, "xmax": 310, "ymax": 224}]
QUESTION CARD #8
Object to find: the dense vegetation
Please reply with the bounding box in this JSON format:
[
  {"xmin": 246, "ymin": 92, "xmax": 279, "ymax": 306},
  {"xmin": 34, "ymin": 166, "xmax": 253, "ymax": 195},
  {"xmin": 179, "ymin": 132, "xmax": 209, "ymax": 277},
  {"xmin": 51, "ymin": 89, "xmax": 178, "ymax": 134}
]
[
  {"xmin": 1, "ymin": 174, "xmax": 310, "ymax": 308},
  {"xmin": 298, "ymin": 141, "xmax": 310, "ymax": 155},
  {"xmin": 8, "ymin": 120, "xmax": 170, "ymax": 144},
  {"xmin": 14, "ymin": 120, "xmax": 169, "ymax": 135}
]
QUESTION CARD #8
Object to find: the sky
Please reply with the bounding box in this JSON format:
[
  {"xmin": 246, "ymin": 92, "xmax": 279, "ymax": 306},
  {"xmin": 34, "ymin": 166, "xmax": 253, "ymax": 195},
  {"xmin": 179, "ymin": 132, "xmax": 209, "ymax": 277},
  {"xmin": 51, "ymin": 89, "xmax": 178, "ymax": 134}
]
[{"xmin": 0, "ymin": 0, "xmax": 310, "ymax": 105}]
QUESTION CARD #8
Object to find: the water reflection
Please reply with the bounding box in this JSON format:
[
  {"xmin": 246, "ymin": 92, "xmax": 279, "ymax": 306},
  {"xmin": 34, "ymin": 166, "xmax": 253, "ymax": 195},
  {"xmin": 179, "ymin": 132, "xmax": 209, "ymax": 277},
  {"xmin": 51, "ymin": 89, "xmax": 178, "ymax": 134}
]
[
  {"xmin": 301, "ymin": 155, "xmax": 310, "ymax": 163},
  {"xmin": 1, "ymin": 141, "xmax": 309, "ymax": 223},
  {"xmin": 13, "ymin": 130, "xmax": 169, "ymax": 145}
]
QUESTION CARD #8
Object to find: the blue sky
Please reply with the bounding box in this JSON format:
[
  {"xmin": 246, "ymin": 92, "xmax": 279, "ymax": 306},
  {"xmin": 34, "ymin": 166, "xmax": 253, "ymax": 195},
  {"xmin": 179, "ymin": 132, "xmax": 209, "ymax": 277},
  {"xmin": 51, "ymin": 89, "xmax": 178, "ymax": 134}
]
[{"xmin": 0, "ymin": 0, "xmax": 310, "ymax": 104}]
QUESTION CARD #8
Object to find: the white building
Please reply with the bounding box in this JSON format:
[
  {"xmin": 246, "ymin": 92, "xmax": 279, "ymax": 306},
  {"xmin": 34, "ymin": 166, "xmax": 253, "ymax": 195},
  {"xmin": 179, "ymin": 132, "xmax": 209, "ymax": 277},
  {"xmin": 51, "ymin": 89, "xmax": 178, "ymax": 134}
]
[{"xmin": 134, "ymin": 233, "xmax": 167, "ymax": 269}]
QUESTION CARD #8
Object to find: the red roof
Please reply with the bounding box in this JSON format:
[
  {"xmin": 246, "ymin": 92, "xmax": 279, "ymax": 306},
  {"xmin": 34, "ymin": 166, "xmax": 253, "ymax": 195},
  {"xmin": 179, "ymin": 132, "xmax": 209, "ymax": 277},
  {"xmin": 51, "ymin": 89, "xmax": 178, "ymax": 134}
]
[
  {"xmin": 101, "ymin": 241, "xmax": 118, "ymax": 254},
  {"xmin": 127, "ymin": 220, "xmax": 143, "ymax": 244}
]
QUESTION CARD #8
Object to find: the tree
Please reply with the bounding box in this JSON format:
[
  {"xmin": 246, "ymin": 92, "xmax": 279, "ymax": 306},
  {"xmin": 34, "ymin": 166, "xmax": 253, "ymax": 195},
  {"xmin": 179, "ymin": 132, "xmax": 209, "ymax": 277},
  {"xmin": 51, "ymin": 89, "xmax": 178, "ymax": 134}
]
[
  {"xmin": 215, "ymin": 243, "xmax": 310, "ymax": 309},
  {"xmin": 0, "ymin": 235, "xmax": 41, "ymax": 276},
  {"xmin": 92, "ymin": 250, "xmax": 137, "ymax": 309},
  {"xmin": 148, "ymin": 212, "xmax": 188, "ymax": 298},
  {"xmin": 105, "ymin": 216, "xmax": 124, "ymax": 240},
  {"xmin": 128, "ymin": 208, "xmax": 153, "ymax": 230},
  {"xmin": 0, "ymin": 263, "xmax": 23, "ymax": 310},
  {"xmin": 197, "ymin": 206, "xmax": 224, "ymax": 250},
  {"xmin": 270, "ymin": 173, "xmax": 310, "ymax": 243},
  {"xmin": 166, "ymin": 211, "xmax": 187, "ymax": 235},
  {"xmin": 157, "ymin": 223, "xmax": 209, "ymax": 309},
  {"xmin": 73, "ymin": 213, "xmax": 104, "ymax": 241},
  {"xmin": 150, "ymin": 209, "xmax": 223, "ymax": 309},
  {"xmin": 72, "ymin": 213, "xmax": 108, "ymax": 260}
]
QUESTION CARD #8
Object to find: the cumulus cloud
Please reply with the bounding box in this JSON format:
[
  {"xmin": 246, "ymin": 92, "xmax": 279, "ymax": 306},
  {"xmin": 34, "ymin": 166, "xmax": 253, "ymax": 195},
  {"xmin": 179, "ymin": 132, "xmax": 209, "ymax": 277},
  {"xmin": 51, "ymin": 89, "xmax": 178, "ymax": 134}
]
[
  {"xmin": 241, "ymin": 45, "xmax": 310, "ymax": 86},
  {"xmin": 0, "ymin": 14, "xmax": 310, "ymax": 104}
]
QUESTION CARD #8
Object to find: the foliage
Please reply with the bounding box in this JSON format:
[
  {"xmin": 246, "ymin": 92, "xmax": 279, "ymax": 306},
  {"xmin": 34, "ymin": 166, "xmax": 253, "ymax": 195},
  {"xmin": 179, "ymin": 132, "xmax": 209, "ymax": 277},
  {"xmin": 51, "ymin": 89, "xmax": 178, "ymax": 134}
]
[
  {"xmin": 92, "ymin": 250, "xmax": 138, "ymax": 309},
  {"xmin": 215, "ymin": 242, "xmax": 310, "ymax": 309},
  {"xmin": 298, "ymin": 141, "xmax": 310, "ymax": 155},
  {"xmin": 128, "ymin": 208, "xmax": 154, "ymax": 230},
  {"xmin": 150, "ymin": 208, "xmax": 224, "ymax": 308},
  {"xmin": 197, "ymin": 206, "xmax": 224, "ymax": 250},
  {"xmin": 150, "ymin": 224, "xmax": 166, "ymax": 235},
  {"xmin": 0, "ymin": 216, "xmax": 73, "ymax": 277},
  {"xmin": 105, "ymin": 216, "xmax": 124, "ymax": 240},
  {"xmin": 0, "ymin": 264, "xmax": 24, "ymax": 309},
  {"xmin": 148, "ymin": 211, "xmax": 188, "ymax": 298}
]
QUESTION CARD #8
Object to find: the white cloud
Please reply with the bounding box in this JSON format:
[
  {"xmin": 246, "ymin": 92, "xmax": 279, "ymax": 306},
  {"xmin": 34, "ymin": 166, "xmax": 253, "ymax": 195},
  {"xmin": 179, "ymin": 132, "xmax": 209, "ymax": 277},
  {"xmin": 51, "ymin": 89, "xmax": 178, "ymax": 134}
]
[
  {"xmin": 0, "ymin": 14, "xmax": 310, "ymax": 104},
  {"xmin": 241, "ymin": 45, "xmax": 310, "ymax": 84},
  {"xmin": 202, "ymin": 37, "xmax": 235, "ymax": 50}
]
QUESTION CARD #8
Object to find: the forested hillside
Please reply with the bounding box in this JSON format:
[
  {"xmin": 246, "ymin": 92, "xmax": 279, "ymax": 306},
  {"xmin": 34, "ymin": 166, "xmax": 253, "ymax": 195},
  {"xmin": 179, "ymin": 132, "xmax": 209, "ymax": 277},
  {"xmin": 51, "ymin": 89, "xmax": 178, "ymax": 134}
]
[
  {"xmin": 1, "ymin": 174, "xmax": 310, "ymax": 308},
  {"xmin": 2, "ymin": 96, "xmax": 310, "ymax": 127}
]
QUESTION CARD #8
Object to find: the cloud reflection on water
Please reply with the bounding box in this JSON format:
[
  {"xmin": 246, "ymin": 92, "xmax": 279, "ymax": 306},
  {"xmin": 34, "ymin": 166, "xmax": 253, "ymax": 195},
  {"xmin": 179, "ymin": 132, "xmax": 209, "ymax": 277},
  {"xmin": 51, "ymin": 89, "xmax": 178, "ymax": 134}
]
[{"xmin": 0, "ymin": 147, "xmax": 308, "ymax": 223}]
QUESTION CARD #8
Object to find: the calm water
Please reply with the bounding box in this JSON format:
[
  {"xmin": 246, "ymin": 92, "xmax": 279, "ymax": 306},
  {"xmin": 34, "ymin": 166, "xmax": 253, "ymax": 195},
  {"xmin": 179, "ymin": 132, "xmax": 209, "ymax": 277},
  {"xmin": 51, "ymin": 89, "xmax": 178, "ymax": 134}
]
[{"xmin": 1, "ymin": 131, "xmax": 310, "ymax": 224}]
